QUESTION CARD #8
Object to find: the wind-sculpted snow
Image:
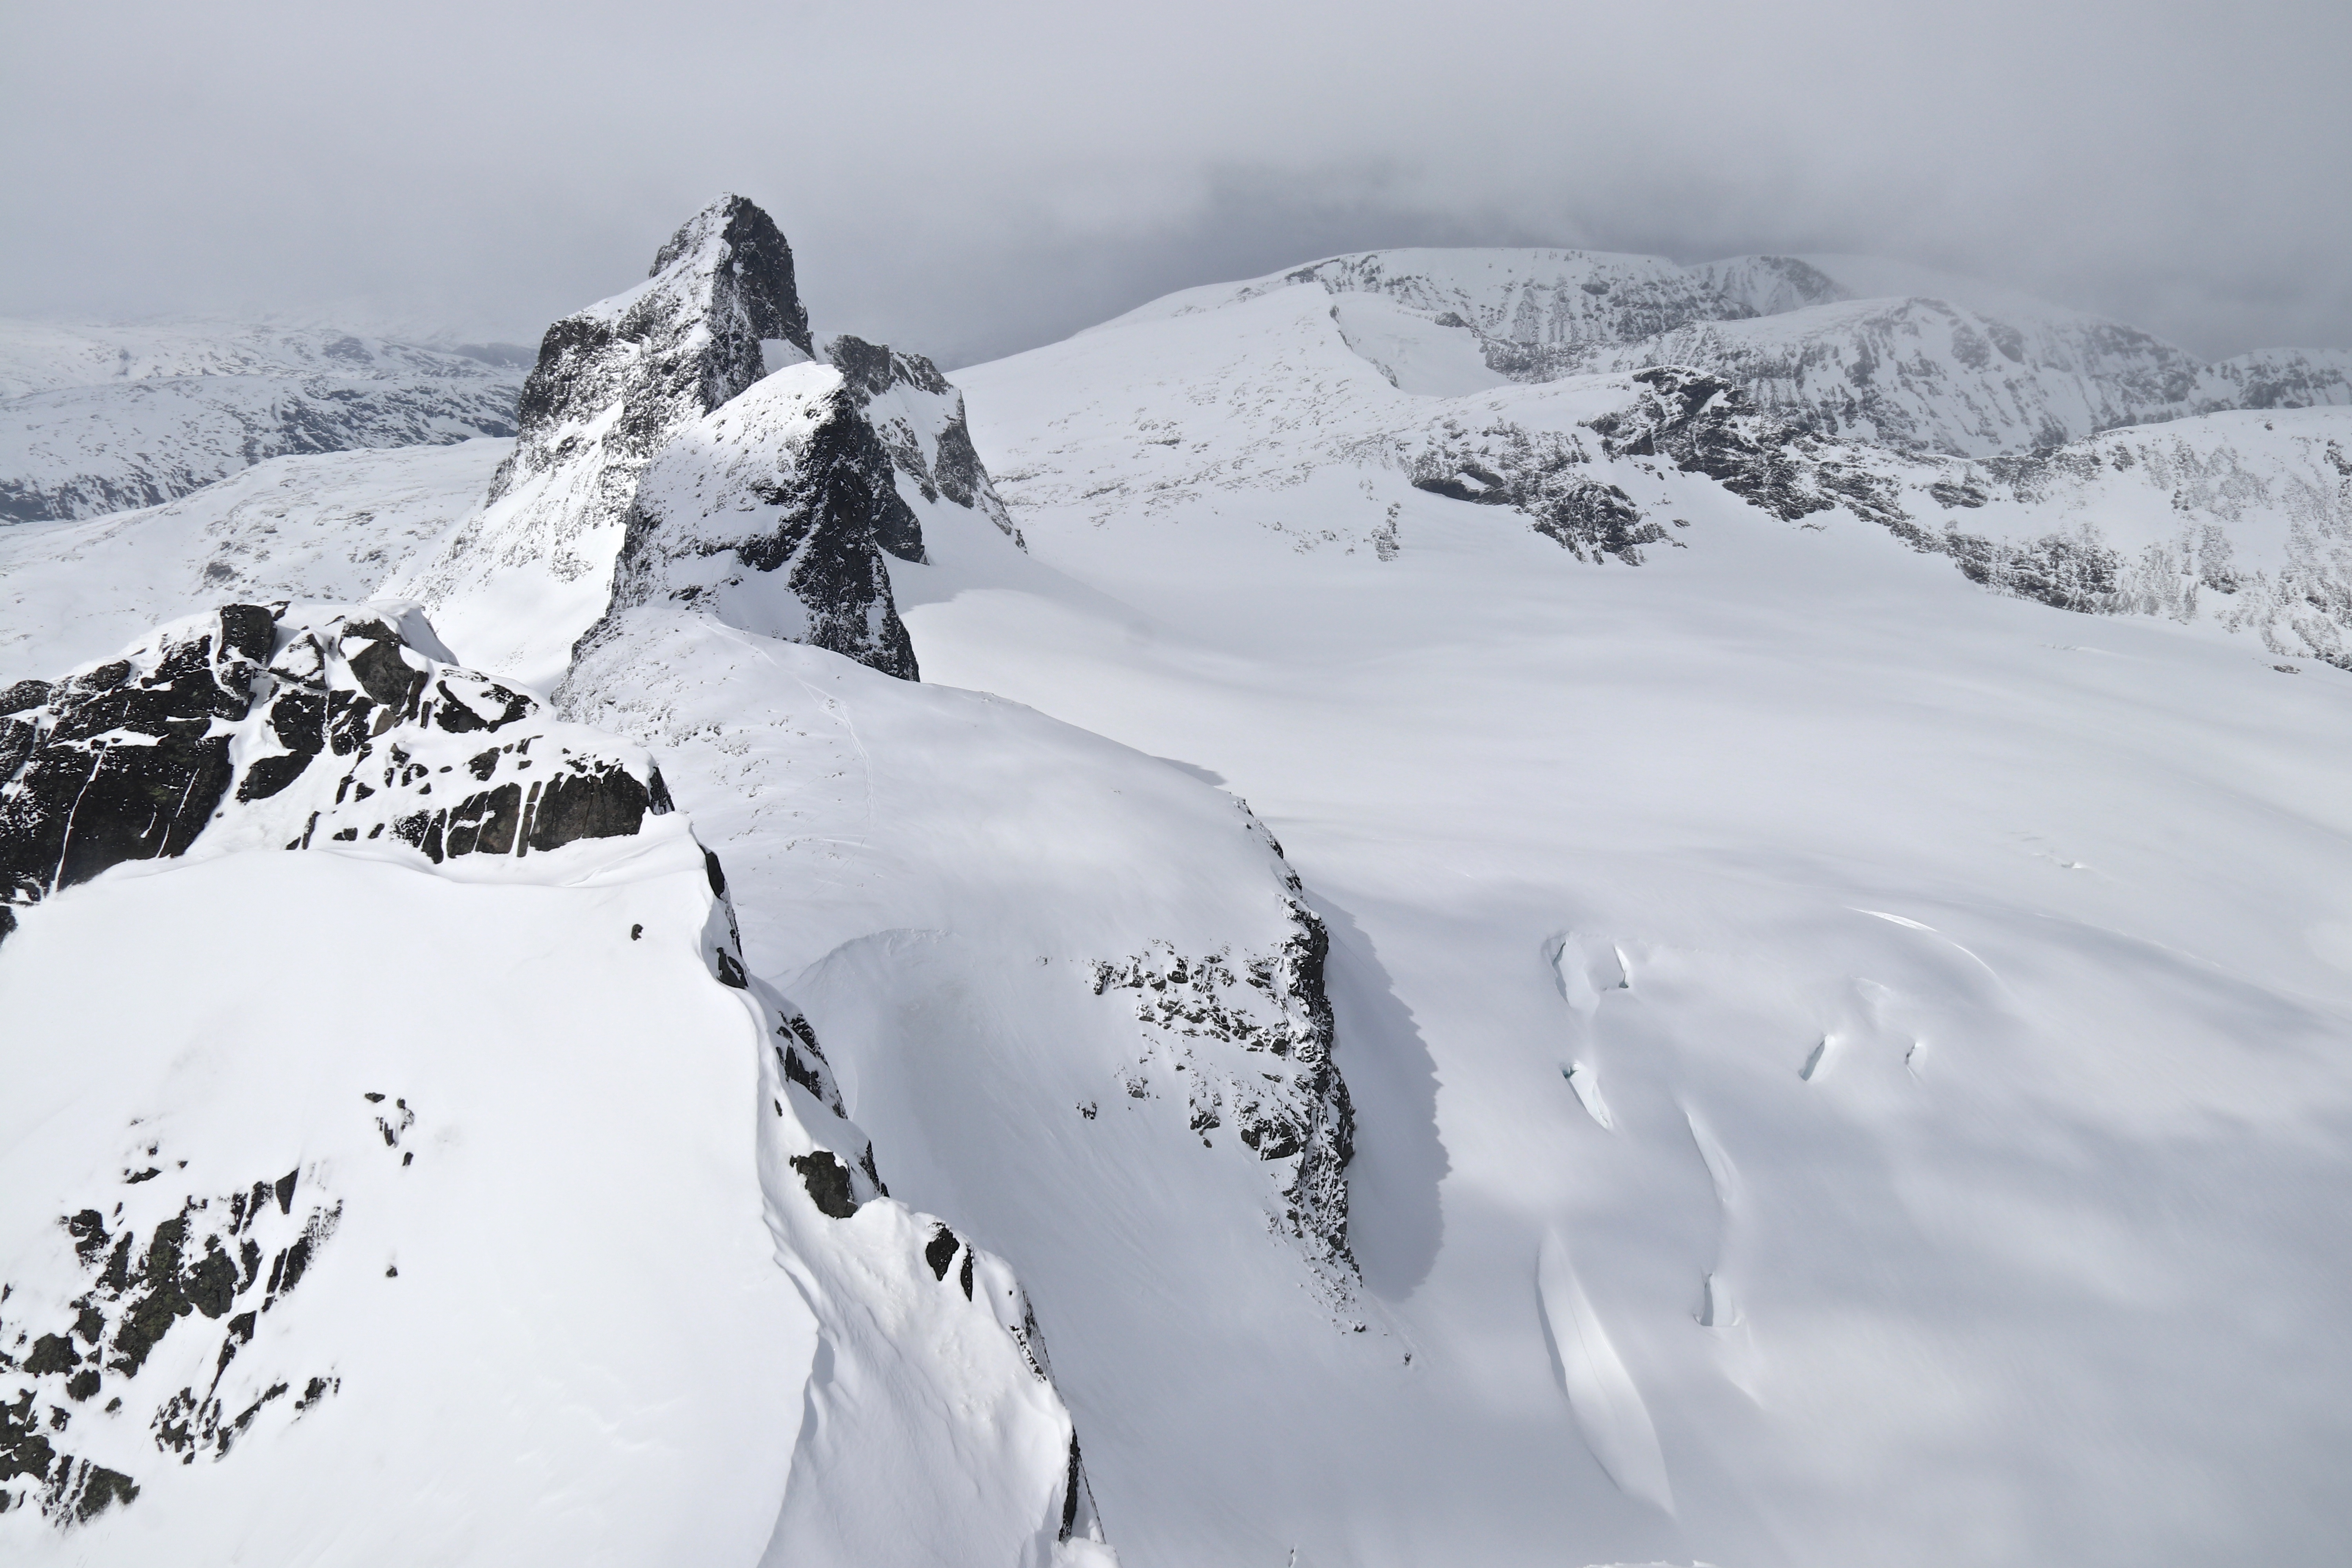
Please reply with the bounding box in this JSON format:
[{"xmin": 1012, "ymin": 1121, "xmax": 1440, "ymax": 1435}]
[
  {"xmin": 574, "ymin": 363, "xmax": 920, "ymax": 681},
  {"xmin": 1130, "ymin": 247, "xmax": 2352, "ymax": 458},
  {"xmin": 561, "ymin": 603, "xmax": 1363, "ymax": 1296},
  {"xmin": 0, "ymin": 320, "xmax": 521, "ymax": 523}
]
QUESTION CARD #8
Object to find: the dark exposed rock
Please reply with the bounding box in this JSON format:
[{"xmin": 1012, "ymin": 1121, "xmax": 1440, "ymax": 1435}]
[
  {"xmin": 495, "ymin": 196, "xmax": 811, "ymax": 515},
  {"xmin": 0, "ymin": 604, "xmax": 675, "ymax": 929},
  {"xmin": 0, "ymin": 605, "xmax": 271, "ymax": 909},
  {"xmin": 789, "ymin": 1151, "xmax": 861, "ymax": 1219},
  {"xmin": 1091, "ymin": 895, "xmax": 1355, "ymax": 1273},
  {"xmin": 822, "ymin": 332, "xmax": 1021, "ymax": 551},
  {"xmin": 1587, "ymin": 368, "xmax": 1913, "ymax": 527},
  {"xmin": 1410, "ymin": 427, "xmax": 1667, "ymax": 564},
  {"xmin": 924, "ymin": 1224, "xmax": 960, "ymax": 1281}
]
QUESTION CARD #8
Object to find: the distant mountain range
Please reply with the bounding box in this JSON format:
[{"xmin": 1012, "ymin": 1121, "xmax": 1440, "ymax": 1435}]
[{"xmin": 0, "ymin": 321, "xmax": 526, "ymax": 522}]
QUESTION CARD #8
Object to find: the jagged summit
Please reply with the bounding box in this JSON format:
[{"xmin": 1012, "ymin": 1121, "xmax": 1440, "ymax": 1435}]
[{"xmin": 394, "ymin": 196, "xmax": 1016, "ymax": 691}]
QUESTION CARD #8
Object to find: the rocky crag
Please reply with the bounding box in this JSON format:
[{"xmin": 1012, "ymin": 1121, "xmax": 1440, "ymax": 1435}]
[
  {"xmin": 0, "ymin": 602, "xmax": 666, "ymax": 937},
  {"xmin": 396, "ymin": 195, "xmax": 1015, "ymax": 691}
]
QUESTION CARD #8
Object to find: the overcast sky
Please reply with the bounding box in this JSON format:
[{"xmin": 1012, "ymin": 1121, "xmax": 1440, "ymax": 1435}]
[{"xmin": 4, "ymin": 0, "xmax": 2347, "ymax": 367}]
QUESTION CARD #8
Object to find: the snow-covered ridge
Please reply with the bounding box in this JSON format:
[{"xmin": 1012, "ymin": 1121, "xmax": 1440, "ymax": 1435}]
[
  {"xmin": 971, "ymin": 279, "xmax": 2352, "ymax": 668},
  {"xmin": 0, "ymin": 321, "xmax": 522, "ymax": 523},
  {"xmin": 1125, "ymin": 246, "xmax": 2352, "ymax": 457},
  {"xmin": 0, "ymin": 440, "xmax": 510, "ymax": 690},
  {"xmin": 0, "ymin": 600, "xmax": 1113, "ymax": 1563}
]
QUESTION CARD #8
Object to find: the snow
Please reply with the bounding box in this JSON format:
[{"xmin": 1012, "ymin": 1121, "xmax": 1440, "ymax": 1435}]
[
  {"xmin": 10, "ymin": 222, "xmax": 2352, "ymax": 1566},
  {"xmin": 0, "ymin": 833, "xmax": 814, "ymax": 1566},
  {"xmin": 1120, "ymin": 245, "xmax": 2352, "ymax": 457},
  {"xmin": 0, "ymin": 439, "xmax": 508, "ymax": 685},
  {"xmin": 0, "ymin": 320, "xmax": 521, "ymax": 521},
  {"xmin": 0, "ymin": 602, "xmax": 1106, "ymax": 1565},
  {"xmin": 918, "ymin": 292, "xmax": 2352, "ymax": 1565}
]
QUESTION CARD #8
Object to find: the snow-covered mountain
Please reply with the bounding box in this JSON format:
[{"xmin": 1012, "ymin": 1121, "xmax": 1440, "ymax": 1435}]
[
  {"xmin": 0, "ymin": 600, "xmax": 1111, "ymax": 1564},
  {"xmin": 0, "ymin": 321, "xmax": 523, "ymax": 523},
  {"xmin": 986, "ymin": 276, "xmax": 2352, "ymax": 671},
  {"xmin": 7, "ymin": 196, "xmax": 2352, "ymax": 1568},
  {"xmin": 1154, "ymin": 247, "xmax": 2352, "ymax": 457}
]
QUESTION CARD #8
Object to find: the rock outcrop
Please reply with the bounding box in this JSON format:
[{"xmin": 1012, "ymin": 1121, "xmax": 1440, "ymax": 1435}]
[
  {"xmin": 394, "ymin": 196, "xmax": 819, "ymax": 688},
  {"xmin": 397, "ymin": 195, "xmax": 1020, "ymax": 694},
  {"xmin": 0, "ymin": 601, "xmax": 674, "ymax": 938},
  {"xmin": 1089, "ymin": 886, "xmax": 1356, "ymax": 1276}
]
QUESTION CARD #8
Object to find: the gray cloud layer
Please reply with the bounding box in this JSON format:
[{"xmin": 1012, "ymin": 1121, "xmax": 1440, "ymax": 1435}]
[{"xmin": 4, "ymin": 0, "xmax": 2345, "ymax": 366}]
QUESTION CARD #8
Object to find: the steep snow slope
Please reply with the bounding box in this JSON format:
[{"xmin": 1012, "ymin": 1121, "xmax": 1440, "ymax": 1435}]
[
  {"xmin": 1145, "ymin": 247, "xmax": 2352, "ymax": 456},
  {"xmin": 0, "ymin": 604, "xmax": 1109, "ymax": 1565},
  {"xmin": 0, "ymin": 321, "xmax": 521, "ymax": 522},
  {"xmin": 924, "ymin": 296, "xmax": 2352, "ymax": 1566},
  {"xmin": 0, "ymin": 439, "xmax": 508, "ymax": 684}
]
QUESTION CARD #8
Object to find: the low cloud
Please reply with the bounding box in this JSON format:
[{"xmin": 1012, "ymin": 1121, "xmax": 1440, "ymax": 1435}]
[{"xmin": 4, "ymin": 0, "xmax": 2344, "ymax": 363}]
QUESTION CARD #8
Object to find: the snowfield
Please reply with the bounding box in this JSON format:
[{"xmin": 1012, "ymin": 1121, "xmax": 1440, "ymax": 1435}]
[
  {"xmin": 5, "ymin": 210, "xmax": 2350, "ymax": 1568},
  {"xmin": 0, "ymin": 438, "xmax": 510, "ymax": 684}
]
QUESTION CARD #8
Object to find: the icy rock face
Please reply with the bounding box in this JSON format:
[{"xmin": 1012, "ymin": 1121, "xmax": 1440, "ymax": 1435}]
[
  {"xmin": 1408, "ymin": 425, "xmax": 1662, "ymax": 563},
  {"xmin": 1583, "ymin": 367, "xmax": 1909, "ymax": 527},
  {"xmin": 0, "ymin": 602, "xmax": 671, "ymax": 930},
  {"xmin": 395, "ymin": 196, "xmax": 816, "ymax": 688},
  {"xmin": 573, "ymin": 363, "xmax": 921, "ymax": 681},
  {"xmin": 0, "ymin": 321, "xmax": 522, "ymax": 524}
]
